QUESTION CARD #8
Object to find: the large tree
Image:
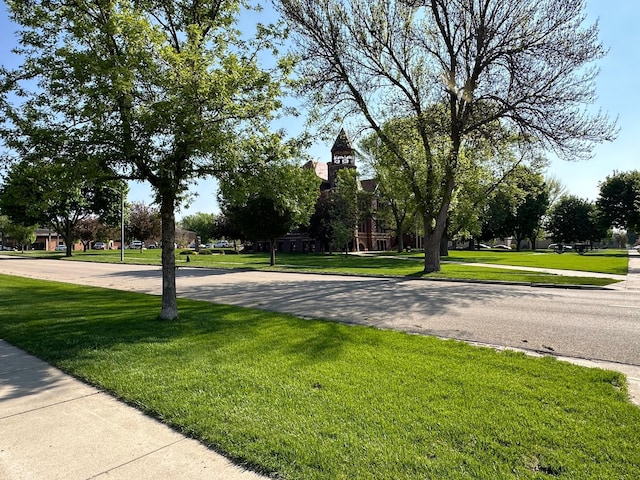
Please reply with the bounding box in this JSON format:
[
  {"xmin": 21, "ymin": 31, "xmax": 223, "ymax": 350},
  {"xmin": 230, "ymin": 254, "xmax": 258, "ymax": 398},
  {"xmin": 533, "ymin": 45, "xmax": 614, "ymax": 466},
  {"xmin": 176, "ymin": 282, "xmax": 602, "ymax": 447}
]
[
  {"xmin": 128, "ymin": 202, "xmax": 161, "ymax": 247},
  {"xmin": 546, "ymin": 195, "xmax": 606, "ymax": 246},
  {"xmin": 0, "ymin": 160, "xmax": 124, "ymax": 257},
  {"xmin": 597, "ymin": 170, "xmax": 640, "ymax": 233},
  {"xmin": 277, "ymin": 0, "xmax": 616, "ymax": 272},
  {"xmin": 2, "ymin": 0, "xmax": 292, "ymax": 319}
]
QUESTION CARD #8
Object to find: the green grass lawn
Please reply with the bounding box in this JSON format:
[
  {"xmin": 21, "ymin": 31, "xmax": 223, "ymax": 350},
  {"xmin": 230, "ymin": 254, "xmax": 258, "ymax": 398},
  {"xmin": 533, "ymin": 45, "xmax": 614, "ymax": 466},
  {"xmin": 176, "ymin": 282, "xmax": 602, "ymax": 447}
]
[
  {"xmin": 10, "ymin": 247, "xmax": 626, "ymax": 286},
  {"xmin": 442, "ymin": 249, "xmax": 629, "ymax": 275},
  {"xmin": 1, "ymin": 274, "xmax": 638, "ymax": 479}
]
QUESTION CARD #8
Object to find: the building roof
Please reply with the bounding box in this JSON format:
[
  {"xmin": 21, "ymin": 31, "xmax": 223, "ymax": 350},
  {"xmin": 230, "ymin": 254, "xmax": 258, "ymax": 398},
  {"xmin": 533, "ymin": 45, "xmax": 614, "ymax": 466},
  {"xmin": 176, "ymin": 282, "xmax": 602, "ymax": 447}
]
[
  {"xmin": 331, "ymin": 128, "xmax": 354, "ymax": 153},
  {"xmin": 360, "ymin": 179, "xmax": 377, "ymax": 192},
  {"xmin": 303, "ymin": 160, "xmax": 329, "ymax": 181}
]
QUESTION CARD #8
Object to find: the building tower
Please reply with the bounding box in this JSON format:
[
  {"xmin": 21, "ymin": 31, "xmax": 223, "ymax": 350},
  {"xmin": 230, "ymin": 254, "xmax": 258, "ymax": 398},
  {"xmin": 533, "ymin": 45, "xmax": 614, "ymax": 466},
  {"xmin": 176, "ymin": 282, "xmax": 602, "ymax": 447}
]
[{"xmin": 327, "ymin": 128, "xmax": 356, "ymax": 188}]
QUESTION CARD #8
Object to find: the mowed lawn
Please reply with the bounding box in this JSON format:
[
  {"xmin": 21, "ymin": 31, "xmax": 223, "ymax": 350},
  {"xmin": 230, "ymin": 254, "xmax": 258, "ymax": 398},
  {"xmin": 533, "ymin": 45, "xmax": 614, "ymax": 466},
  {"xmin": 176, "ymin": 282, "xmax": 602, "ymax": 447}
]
[
  {"xmin": 442, "ymin": 249, "xmax": 629, "ymax": 275},
  {"xmin": 1, "ymin": 274, "xmax": 638, "ymax": 479},
  {"xmin": 21, "ymin": 247, "xmax": 628, "ymax": 286}
]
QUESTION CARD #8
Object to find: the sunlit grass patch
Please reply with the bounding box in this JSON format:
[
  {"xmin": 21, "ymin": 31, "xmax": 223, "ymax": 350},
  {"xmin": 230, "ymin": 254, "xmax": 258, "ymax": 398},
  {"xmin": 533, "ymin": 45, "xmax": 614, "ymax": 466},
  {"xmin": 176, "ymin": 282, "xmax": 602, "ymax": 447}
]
[{"xmin": 1, "ymin": 274, "xmax": 638, "ymax": 479}]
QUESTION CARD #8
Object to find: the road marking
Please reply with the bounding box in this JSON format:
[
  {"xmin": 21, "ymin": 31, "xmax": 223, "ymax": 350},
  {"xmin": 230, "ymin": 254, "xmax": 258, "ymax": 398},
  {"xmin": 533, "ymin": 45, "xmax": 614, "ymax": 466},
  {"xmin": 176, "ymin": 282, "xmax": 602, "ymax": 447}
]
[{"xmin": 610, "ymin": 304, "xmax": 640, "ymax": 309}]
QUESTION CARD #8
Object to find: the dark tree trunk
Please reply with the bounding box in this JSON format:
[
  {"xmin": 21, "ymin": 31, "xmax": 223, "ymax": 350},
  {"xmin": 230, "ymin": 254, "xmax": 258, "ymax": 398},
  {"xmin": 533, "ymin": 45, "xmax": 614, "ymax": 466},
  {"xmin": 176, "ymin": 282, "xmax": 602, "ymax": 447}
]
[
  {"xmin": 423, "ymin": 232, "xmax": 442, "ymax": 272},
  {"xmin": 440, "ymin": 233, "xmax": 449, "ymax": 257},
  {"xmin": 159, "ymin": 191, "xmax": 178, "ymax": 320},
  {"xmin": 396, "ymin": 233, "xmax": 404, "ymax": 253},
  {"xmin": 269, "ymin": 239, "xmax": 276, "ymax": 266},
  {"xmin": 64, "ymin": 220, "xmax": 73, "ymax": 257}
]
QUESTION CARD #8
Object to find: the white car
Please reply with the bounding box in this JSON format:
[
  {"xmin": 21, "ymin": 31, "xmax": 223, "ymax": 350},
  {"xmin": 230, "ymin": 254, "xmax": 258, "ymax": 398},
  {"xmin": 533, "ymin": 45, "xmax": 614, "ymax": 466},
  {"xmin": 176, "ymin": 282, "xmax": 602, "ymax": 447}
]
[
  {"xmin": 93, "ymin": 242, "xmax": 108, "ymax": 250},
  {"xmin": 213, "ymin": 241, "xmax": 230, "ymax": 248},
  {"xmin": 55, "ymin": 244, "xmax": 67, "ymax": 251}
]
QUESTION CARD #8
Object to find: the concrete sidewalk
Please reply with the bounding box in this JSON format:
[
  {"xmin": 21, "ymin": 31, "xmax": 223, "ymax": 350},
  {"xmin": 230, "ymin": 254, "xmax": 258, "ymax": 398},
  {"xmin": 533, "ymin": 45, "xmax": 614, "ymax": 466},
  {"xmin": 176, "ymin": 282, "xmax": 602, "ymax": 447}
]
[
  {"xmin": 619, "ymin": 249, "xmax": 640, "ymax": 290},
  {"xmin": 0, "ymin": 340, "xmax": 268, "ymax": 480}
]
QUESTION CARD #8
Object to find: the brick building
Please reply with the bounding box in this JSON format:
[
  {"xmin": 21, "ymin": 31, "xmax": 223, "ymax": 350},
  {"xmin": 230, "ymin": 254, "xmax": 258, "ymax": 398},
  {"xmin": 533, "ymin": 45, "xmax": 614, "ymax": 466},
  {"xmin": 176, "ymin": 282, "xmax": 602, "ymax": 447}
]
[{"xmin": 261, "ymin": 129, "xmax": 395, "ymax": 253}]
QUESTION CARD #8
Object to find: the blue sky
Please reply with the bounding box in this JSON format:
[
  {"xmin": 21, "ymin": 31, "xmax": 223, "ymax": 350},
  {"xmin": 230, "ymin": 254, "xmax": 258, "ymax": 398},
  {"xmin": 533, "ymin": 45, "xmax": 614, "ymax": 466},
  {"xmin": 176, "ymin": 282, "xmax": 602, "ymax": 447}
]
[{"xmin": 1, "ymin": 1, "xmax": 638, "ymax": 219}]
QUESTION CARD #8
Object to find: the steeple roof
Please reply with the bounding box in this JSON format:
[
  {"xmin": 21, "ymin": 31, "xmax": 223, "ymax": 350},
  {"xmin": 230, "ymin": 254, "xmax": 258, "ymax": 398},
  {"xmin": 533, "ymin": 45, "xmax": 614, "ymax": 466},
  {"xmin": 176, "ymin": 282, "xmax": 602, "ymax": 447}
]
[{"xmin": 331, "ymin": 128, "xmax": 353, "ymax": 152}]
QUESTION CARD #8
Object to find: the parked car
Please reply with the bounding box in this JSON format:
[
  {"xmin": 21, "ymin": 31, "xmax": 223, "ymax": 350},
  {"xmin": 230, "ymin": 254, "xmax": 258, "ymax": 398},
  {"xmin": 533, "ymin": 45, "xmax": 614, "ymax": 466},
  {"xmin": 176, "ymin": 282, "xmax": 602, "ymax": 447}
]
[
  {"xmin": 548, "ymin": 243, "xmax": 572, "ymax": 252},
  {"xmin": 93, "ymin": 242, "xmax": 107, "ymax": 250},
  {"xmin": 130, "ymin": 240, "xmax": 145, "ymax": 249},
  {"xmin": 478, "ymin": 243, "xmax": 492, "ymax": 249},
  {"xmin": 55, "ymin": 244, "xmax": 67, "ymax": 251},
  {"xmin": 213, "ymin": 240, "xmax": 230, "ymax": 248},
  {"xmin": 493, "ymin": 244, "xmax": 511, "ymax": 250}
]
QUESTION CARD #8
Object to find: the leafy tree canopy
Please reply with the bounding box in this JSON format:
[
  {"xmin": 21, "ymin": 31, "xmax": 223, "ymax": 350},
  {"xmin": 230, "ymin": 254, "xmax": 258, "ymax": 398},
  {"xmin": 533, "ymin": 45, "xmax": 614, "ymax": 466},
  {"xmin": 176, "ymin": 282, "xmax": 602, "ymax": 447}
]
[
  {"xmin": 128, "ymin": 202, "xmax": 161, "ymax": 246},
  {"xmin": 218, "ymin": 136, "xmax": 320, "ymax": 265},
  {"xmin": 277, "ymin": 0, "xmax": 616, "ymax": 272},
  {"xmin": 180, "ymin": 212, "xmax": 216, "ymax": 244},
  {"xmin": 546, "ymin": 195, "xmax": 606, "ymax": 245},
  {"xmin": 597, "ymin": 170, "xmax": 640, "ymax": 232},
  {"xmin": 2, "ymin": 0, "xmax": 294, "ymax": 318},
  {"xmin": 0, "ymin": 159, "xmax": 125, "ymax": 256}
]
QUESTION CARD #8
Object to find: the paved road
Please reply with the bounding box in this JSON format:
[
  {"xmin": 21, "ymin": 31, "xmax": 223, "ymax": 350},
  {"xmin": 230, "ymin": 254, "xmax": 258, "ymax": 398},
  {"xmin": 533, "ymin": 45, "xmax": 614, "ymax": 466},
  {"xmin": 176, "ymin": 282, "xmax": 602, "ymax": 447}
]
[{"xmin": 1, "ymin": 255, "xmax": 639, "ymax": 367}]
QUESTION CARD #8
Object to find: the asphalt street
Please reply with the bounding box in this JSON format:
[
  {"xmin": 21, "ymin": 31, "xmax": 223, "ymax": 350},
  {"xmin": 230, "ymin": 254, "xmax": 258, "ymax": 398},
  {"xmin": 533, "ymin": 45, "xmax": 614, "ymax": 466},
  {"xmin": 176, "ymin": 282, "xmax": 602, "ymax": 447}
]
[{"xmin": 0, "ymin": 255, "xmax": 638, "ymax": 367}]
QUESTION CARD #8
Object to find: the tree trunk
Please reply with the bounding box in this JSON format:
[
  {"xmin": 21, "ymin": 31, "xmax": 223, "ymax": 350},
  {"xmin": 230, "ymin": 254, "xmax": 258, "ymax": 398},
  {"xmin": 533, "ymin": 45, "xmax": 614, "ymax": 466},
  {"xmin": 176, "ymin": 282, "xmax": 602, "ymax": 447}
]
[
  {"xmin": 159, "ymin": 192, "xmax": 178, "ymax": 320},
  {"xmin": 269, "ymin": 239, "xmax": 276, "ymax": 266},
  {"xmin": 440, "ymin": 233, "xmax": 449, "ymax": 257},
  {"xmin": 423, "ymin": 231, "xmax": 441, "ymax": 272},
  {"xmin": 65, "ymin": 220, "xmax": 73, "ymax": 257},
  {"xmin": 396, "ymin": 232, "xmax": 404, "ymax": 253},
  {"xmin": 422, "ymin": 212, "xmax": 447, "ymax": 272}
]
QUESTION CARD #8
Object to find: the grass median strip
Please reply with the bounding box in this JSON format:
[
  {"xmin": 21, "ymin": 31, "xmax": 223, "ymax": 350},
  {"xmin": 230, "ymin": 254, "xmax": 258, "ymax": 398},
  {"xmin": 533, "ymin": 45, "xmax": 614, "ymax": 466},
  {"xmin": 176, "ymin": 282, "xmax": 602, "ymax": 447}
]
[
  {"xmin": 1, "ymin": 274, "xmax": 638, "ymax": 479},
  {"xmin": 15, "ymin": 249, "xmax": 623, "ymax": 286}
]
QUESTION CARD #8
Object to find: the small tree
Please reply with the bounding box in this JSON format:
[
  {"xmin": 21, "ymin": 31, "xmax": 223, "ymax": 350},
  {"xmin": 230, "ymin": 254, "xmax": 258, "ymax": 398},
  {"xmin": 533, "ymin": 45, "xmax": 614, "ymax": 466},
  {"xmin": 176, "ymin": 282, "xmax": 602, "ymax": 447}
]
[
  {"xmin": 75, "ymin": 217, "xmax": 102, "ymax": 251},
  {"xmin": 306, "ymin": 195, "xmax": 334, "ymax": 253},
  {"xmin": 0, "ymin": 215, "xmax": 9, "ymax": 248},
  {"xmin": 508, "ymin": 168, "xmax": 550, "ymax": 251},
  {"xmin": 330, "ymin": 169, "xmax": 361, "ymax": 255},
  {"xmin": 211, "ymin": 214, "xmax": 245, "ymax": 249},
  {"xmin": 180, "ymin": 212, "xmax": 216, "ymax": 244},
  {"xmin": 128, "ymin": 202, "xmax": 161, "ymax": 248},
  {"xmin": 360, "ymin": 125, "xmax": 418, "ymax": 253},
  {"xmin": 219, "ymin": 142, "xmax": 320, "ymax": 266},
  {"xmin": 5, "ymin": 222, "xmax": 37, "ymax": 252},
  {"xmin": 3, "ymin": 0, "xmax": 294, "ymax": 320}
]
